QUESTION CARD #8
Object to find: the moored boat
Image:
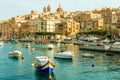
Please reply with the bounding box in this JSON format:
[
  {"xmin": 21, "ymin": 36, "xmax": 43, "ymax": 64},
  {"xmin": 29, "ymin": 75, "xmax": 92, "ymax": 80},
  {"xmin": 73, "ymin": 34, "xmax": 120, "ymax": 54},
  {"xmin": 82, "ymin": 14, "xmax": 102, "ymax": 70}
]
[
  {"xmin": 30, "ymin": 48, "xmax": 35, "ymax": 52},
  {"xmin": 0, "ymin": 41, "xmax": 4, "ymax": 46},
  {"xmin": 47, "ymin": 44, "xmax": 54, "ymax": 50},
  {"xmin": 81, "ymin": 53, "xmax": 94, "ymax": 58},
  {"xmin": 33, "ymin": 56, "xmax": 55, "ymax": 73},
  {"xmin": 105, "ymin": 51, "xmax": 114, "ymax": 56},
  {"xmin": 118, "ymin": 59, "xmax": 120, "ymax": 63},
  {"xmin": 26, "ymin": 43, "xmax": 30, "ymax": 48},
  {"xmin": 54, "ymin": 51, "xmax": 74, "ymax": 59},
  {"xmin": 8, "ymin": 50, "xmax": 22, "ymax": 58}
]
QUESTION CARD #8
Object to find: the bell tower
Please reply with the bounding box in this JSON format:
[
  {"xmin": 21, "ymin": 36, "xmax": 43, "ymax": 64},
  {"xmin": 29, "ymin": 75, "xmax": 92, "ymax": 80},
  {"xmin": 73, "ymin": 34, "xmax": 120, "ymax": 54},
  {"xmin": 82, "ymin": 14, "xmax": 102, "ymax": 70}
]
[
  {"xmin": 43, "ymin": 6, "xmax": 47, "ymax": 13},
  {"xmin": 47, "ymin": 5, "xmax": 51, "ymax": 13}
]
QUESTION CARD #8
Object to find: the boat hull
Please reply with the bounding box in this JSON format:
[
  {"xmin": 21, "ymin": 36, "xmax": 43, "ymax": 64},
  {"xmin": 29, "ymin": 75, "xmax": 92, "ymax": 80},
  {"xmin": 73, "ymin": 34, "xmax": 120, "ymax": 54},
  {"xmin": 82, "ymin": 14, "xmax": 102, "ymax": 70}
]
[
  {"xmin": 81, "ymin": 54, "xmax": 94, "ymax": 58},
  {"xmin": 36, "ymin": 67, "xmax": 54, "ymax": 73},
  {"xmin": 34, "ymin": 56, "xmax": 55, "ymax": 74},
  {"xmin": 105, "ymin": 51, "xmax": 114, "ymax": 56},
  {"xmin": 8, "ymin": 55, "xmax": 20, "ymax": 58},
  {"xmin": 54, "ymin": 52, "xmax": 73, "ymax": 59},
  {"xmin": 54, "ymin": 51, "xmax": 73, "ymax": 59}
]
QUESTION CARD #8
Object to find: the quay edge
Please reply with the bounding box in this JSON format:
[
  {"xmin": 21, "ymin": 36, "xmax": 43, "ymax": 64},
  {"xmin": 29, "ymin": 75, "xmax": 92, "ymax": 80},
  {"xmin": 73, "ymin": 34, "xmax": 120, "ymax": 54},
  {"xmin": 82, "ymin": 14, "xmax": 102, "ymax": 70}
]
[{"xmin": 79, "ymin": 45, "xmax": 120, "ymax": 53}]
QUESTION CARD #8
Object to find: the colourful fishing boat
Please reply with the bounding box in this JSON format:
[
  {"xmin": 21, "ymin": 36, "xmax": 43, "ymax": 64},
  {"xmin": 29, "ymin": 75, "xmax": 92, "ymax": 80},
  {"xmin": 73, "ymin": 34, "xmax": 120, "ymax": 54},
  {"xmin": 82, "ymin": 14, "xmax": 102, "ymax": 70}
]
[{"xmin": 33, "ymin": 56, "xmax": 55, "ymax": 73}]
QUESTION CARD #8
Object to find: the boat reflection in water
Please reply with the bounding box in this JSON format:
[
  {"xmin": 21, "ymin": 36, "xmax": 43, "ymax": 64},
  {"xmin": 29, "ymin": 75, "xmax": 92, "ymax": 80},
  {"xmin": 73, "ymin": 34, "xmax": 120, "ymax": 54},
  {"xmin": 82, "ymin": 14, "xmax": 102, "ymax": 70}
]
[
  {"xmin": 8, "ymin": 56, "xmax": 20, "ymax": 60},
  {"xmin": 35, "ymin": 71, "xmax": 56, "ymax": 80}
]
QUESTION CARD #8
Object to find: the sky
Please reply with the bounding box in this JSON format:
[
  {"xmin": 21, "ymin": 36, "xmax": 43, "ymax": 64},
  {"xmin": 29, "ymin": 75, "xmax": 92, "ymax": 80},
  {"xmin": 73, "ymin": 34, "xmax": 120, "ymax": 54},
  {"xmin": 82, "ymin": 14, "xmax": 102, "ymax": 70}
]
[{"xmin": 0, "ymin": 0, "xmax": 119, "ymax": 20}]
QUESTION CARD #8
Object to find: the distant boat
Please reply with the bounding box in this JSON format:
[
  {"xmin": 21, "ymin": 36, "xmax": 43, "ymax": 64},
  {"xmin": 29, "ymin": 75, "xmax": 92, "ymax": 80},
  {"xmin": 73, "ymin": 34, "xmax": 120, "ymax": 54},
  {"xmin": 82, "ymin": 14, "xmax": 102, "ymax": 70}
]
[
  {"xmin": 30, "ymin": 48, "xmax": 35, "ymax": 52},
  {"xmin": 10, "ymin": 39, "xmax": 19, "ymax": 44},
  {"xmin": 54, "ymin": 51, "xmax": 74, "ymax": 59},
  {"xmin": 0, "ymin": 41, "xmax": 4, "ymax": 46},
  {"xmin": 105, "ymin": 51, "xmax": 114, "ymax": 56},
  {"xmin": 81, "ymin": 53, "xmax": 94, "ymax": 58},
  {"xmin": 104, "ymin": 45, "xmax": 110, "ymax": 50},
  {"xmin": 47, "ymin": 44, "xmax": 54, "ymax": 50},
  {"xmin": 118, "ymin": 59, "xmax": 120, "ymax": 63},
  {"xmin": 8, "ymin": 50, "xmax": 22, "ymax": 58},
  {"xmin": 112, "ymin": 42, "xmax": 120, "ymax": 48},
  {"xmin": 26, "ymin": 44, "xmax": 30, "ymax": 48},
  {"xmin": 33, "ymin": 56, "xmax": 55, "ymax": 73}
]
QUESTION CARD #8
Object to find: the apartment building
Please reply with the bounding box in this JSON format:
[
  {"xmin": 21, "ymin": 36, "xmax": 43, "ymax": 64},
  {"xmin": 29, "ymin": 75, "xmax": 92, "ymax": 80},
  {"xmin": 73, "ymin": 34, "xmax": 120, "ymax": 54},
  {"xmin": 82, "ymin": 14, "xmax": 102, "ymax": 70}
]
[
  {"xmin": 0, "ymin": 5, "xmax": 120, "ymax": 40},
  {"xmin": 78, "ymin": 12, "xmax": 103, "ymax": 32}
]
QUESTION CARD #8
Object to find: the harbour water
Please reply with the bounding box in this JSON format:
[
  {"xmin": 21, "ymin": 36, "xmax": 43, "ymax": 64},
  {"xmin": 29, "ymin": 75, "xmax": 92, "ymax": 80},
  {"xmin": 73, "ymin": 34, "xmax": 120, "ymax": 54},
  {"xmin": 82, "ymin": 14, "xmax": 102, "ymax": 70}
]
[{"xmin": 0, "ymin": 42, "xmax": 120, "ymax": 80}]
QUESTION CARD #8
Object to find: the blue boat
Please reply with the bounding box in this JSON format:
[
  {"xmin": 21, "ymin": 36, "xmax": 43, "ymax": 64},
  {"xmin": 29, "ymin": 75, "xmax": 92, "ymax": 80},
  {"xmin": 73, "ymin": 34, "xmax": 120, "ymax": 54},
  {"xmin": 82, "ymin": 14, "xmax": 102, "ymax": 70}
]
[{"xmin": 33, "ymin": 56, "xmax": 55, "ymax": 73}]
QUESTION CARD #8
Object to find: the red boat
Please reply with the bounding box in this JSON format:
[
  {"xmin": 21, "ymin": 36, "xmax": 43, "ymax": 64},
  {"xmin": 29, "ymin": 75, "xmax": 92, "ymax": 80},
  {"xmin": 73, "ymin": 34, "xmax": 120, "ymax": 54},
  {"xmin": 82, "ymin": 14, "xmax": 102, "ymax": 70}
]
[{"xmin": 105, "ymin": 51, "xmax": 114, "ymax": 56}]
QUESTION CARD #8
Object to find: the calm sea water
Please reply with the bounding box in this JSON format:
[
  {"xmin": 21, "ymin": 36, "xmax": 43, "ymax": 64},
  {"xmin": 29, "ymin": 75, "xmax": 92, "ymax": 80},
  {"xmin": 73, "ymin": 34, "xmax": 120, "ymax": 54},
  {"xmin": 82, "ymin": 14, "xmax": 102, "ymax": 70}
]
[{"xmin": 0, "ymin": 42, "xmax": 120, "ymax": 80}]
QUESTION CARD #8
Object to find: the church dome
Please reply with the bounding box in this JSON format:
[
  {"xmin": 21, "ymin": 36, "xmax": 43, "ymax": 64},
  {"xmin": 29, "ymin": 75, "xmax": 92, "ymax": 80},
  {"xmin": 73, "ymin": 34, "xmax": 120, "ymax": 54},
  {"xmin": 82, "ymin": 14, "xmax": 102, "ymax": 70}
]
[{"xmin": 56, "ymin": 5, "xmax": 63, "ymax": 13}]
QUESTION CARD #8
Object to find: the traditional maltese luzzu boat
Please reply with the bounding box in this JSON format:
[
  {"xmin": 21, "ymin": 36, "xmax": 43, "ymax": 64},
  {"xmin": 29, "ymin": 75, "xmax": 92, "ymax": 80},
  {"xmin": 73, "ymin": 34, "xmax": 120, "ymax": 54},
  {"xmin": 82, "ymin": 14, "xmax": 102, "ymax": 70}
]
[{"xmin": 33, "ymin": 56, "xmax": 55, "ymax": 73}]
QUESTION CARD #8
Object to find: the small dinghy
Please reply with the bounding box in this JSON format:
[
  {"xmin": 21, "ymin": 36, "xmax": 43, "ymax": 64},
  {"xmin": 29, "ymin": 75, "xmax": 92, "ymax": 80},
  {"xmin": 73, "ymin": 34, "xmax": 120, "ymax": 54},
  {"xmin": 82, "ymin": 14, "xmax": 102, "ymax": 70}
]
[{"xmin": 81, "ymin": 53, "xmax": 94, "ymax": 58}]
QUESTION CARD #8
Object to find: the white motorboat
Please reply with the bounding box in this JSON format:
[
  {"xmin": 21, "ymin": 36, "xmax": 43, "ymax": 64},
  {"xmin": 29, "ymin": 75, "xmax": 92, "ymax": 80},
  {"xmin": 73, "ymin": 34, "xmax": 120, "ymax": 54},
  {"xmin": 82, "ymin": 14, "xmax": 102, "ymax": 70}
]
[
  {"xmin": 54, "ymin": 51, "xmax": 74, "ymax": 59},
  {"xmin": 8, "ymin": 50, "xmax": 22, "ymax": 58},
  {"xmin": 112, "ymin": 42, "xmax": 120, "ymax": 48}
]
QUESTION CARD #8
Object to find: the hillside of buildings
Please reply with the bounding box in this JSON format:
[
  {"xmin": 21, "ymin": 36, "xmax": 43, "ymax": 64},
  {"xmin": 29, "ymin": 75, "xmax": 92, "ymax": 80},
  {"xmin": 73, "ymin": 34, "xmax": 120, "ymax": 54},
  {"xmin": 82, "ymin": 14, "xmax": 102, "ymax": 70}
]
[{"xmin": 0, "ymin": 5, "xmax": 120, "ymax": 40}]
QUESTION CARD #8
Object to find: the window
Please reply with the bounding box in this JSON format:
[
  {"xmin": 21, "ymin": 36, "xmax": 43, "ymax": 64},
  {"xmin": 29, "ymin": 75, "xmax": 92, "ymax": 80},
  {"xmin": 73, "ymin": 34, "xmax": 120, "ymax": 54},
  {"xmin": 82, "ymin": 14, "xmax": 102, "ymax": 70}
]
[{"xmin": 41, "ymin": 22, "xmax": 43, "ymax": 25}]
